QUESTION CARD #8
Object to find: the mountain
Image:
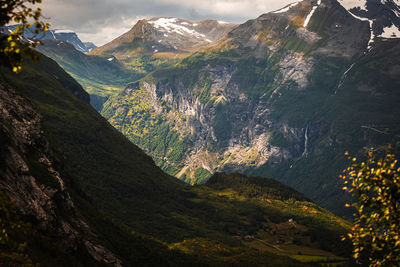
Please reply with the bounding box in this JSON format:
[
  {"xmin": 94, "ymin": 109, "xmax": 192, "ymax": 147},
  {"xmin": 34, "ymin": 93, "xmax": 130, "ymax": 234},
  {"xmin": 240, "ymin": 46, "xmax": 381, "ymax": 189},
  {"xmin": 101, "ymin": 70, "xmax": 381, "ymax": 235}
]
[
  {"xmin": 84, "ymin": 42, "xmax": 97, "ymax": 52},
  {"xmin": 32, "ymin": 18, "xmax": 237, "ymax": 111},
  {"xmin": 35, "ymin": 39, "xmax": 140, "ymax": 110},
  {"xmin": 101, "ymin": 0, "xmax": 400, "ymax": 216},
  {"xmin": 0, "ymin": 69, "xmax": 123, "ymax": 266},
  {"xmin": 0, "ymin": 50, "xmax": 352, "ymax": 265},
  {"xmin": 89, "ymin": 17, "xmax": 237, "ymax": 74},
  {"xmin": 90, "ymin": 17, "xmax": 237, "ymax": 58},
  {"xmin": 4, "ymin": 26, "xmax": 131, "ymax": 111},
  {"xmin": 338, "ymin": 0, "xmax": 400, "ymax": 39},
  {"xmin": 6, "ymin": 25, "xmax": 92, "ymax": 53}
]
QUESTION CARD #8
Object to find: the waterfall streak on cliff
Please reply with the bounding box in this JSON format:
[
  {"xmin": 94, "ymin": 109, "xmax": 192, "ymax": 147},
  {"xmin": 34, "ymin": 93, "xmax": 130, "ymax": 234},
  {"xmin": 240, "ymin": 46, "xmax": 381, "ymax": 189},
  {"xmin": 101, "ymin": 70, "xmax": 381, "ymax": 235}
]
[
  {"xmin": 302, "ymin": 126, "xmax": 309, "ymax": 157},
  {"xmin": 335, "ymin": 63, "xmax": 355, "ymax": 93}
]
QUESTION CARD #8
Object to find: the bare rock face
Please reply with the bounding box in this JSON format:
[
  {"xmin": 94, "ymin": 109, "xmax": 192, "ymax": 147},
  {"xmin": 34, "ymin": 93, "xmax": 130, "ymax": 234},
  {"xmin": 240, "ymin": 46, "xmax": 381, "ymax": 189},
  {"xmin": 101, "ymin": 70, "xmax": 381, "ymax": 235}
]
[
  {"xmin": 0, "ymin": 81, "xmax": 121, "ymax": 266},
  {"xmin": 108, "ymin": 59, "xmax": 304, "ymax": 183},
  {"xmin": 277, "ymin": 52, "xmax": 314, "ymax": 90}
]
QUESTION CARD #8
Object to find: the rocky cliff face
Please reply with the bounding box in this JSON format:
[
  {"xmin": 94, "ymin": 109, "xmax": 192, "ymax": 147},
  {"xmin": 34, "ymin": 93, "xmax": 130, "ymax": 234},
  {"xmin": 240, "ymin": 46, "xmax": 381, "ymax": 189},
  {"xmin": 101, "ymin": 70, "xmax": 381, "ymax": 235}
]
[
  {"xmin": 103, "ymin": 49, "xmax": 312, "ymax": 184},
  {"xmin": 0, "ymin": 81, "xmax": 121, "ymax": 266},
  {"xmin": 102, "ymin": 0, "xmax": 400, "ymax": 215}
]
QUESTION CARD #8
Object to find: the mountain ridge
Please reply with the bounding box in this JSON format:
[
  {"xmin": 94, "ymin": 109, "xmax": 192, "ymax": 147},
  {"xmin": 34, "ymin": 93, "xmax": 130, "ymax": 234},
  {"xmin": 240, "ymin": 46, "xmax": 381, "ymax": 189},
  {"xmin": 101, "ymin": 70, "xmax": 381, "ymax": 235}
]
[
  {"xmin": 90, "ymin": 17, "xmax": 237, "ymax": 58},
  {"xmin": 101, "ymin": 0, "xmax": 400, "ymax": 217},
  {"xmin": 0, "ymin": 49, "xmax": 352, "ymax": 265},
  {"xmin": 9, "ymin": 0, "xmax": 399, "ymax": 219},
  {"xmin": 33, "ymin": 18, "xmax": 238, "ymax": 112},
  {"xmin": 5, "ymin": 25, "xmax": 95, "ymax": 53},
  {"xmin": 35, "ymin": 39, "xmax": 139, "ymax": 110}
]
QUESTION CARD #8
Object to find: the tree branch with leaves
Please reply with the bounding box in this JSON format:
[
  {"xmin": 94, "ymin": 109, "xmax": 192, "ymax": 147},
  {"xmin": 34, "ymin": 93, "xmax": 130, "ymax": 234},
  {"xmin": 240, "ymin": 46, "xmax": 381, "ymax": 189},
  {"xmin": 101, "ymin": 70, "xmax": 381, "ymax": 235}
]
[
  {"xmin": 341, "ymin": 150, "xmax": 400, "ymax": 266},
  {"xmin": 0, "ymin": 0, "xmax": 49, "ymax": 72}
]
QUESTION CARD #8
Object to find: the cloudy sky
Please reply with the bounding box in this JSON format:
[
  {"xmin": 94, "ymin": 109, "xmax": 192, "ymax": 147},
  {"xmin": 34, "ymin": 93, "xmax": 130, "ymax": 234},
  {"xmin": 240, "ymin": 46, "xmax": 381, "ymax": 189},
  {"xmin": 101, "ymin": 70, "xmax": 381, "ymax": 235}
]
[{"xmin": 37, "ymin": 0, "xmax": 295, "ymax": 45}]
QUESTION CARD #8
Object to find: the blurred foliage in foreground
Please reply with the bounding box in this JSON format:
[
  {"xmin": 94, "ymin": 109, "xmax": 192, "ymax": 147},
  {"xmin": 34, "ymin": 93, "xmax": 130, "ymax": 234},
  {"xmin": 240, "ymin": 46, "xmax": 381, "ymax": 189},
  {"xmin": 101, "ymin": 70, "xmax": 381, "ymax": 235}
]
[
  {"xmin": 341, "ymin": 149, "xmax": 400, "ymax": 266},
  {"xmin": 0, "ymin": 0, "xmax": 49, "ymax": 72}
]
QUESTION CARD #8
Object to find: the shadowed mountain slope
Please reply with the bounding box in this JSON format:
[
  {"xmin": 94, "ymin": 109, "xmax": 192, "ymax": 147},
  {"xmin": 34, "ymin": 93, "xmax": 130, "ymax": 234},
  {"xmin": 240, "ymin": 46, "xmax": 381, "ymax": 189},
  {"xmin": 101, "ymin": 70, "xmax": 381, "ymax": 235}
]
[{"xmin": 0, "ymin": 51, "xmax": 352, "ymax": 265}]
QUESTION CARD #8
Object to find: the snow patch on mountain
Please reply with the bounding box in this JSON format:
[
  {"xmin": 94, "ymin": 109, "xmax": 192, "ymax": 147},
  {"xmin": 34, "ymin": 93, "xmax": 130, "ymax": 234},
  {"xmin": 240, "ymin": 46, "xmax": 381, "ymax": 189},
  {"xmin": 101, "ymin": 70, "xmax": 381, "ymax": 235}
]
[
  {"xmin": 390, "ymin": 1, "xmax": 400, "ymax": 17},
  {"xmin": 84, "ymin": 42, "xmax": 97, "ymax": 52},
  {"xmin": 74, "ymin": 43, "xmax": 87, "ymax": 53},
  {"xmin": 149, "ymin": 18, "xmax": 208, "ymax": 40},
  {"xmin": 49, "ymin": 31, "xmax": 56, "ymax": 39},
  {"xmin": 338, "ymin": 0, "xmax": 368, "ymax": 11},
  {"xmin": 54, "ymin": 29, "xmax": 75, "ymax": 34},
  {"xmin": 377, "ymin": 0, "xmax": 400, "ymax": 17},
  {"xmin": 379, "ymin": 24, "xmax": 400, "ymax": 37},
  {"xmin": 273, "ymin": 1, "xmax": 301, "ymax": 13},
  {"xmin": 394, "ymin": 9, "xmax": 400, "ymax": 18},
  {"xmin": 304, "ymin": 0, "xmax": 322, "ymax": 27}
]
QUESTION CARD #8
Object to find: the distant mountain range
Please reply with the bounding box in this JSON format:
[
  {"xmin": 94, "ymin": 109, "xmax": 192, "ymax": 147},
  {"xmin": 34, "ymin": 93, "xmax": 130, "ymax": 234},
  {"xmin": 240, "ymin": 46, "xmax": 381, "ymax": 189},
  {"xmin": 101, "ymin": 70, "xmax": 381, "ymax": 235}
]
[
  {"xmin": 89, "ymin": 17, "xmax": 237, "ymax": 58},
  {"xmin": 32, "ymin": 17, "xmax": 238, "ymax": 111},
  {"xmin": 5, "ymin": 25, "xmax": 96, "ymax": 53}
]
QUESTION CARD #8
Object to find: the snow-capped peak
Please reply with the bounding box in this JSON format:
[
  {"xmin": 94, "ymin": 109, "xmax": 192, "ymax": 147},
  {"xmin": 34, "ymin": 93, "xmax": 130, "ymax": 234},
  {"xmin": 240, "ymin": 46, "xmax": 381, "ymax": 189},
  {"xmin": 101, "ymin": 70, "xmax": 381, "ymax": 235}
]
[
  {"xmin": 148, "ymin": 18, "xmax": 207, "ymax": 40},
  {"xmin": 54, "ymin": 29, "xmax": 76, "ymax": 34}
]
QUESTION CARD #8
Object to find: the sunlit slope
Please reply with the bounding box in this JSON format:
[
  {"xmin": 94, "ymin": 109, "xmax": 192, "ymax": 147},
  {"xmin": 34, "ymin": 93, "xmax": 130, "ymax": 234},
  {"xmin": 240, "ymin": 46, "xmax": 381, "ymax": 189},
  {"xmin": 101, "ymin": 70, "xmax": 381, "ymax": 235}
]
[
  {"xmin": 0, "ymin": 51, "xmax": 352, "ymax": 265},
  {"xmin": 102, "ymin": 0, "xmax": 400, "ymax": 216}
]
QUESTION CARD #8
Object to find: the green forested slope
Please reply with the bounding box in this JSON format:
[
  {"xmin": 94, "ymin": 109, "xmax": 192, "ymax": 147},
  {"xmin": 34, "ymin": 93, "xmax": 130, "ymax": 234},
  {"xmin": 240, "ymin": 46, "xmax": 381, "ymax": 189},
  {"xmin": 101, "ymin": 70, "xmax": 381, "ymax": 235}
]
[
  {"xmin": 36, "ymin": 40, "xmax": 180, "ymax": 111},
  {"xmin": 0, "ymin": 52, "xmax": 352, "ymax": 265},
  {"xmin": 36, "ymin": 40, "xmax": 141, "ymax": 110}
]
